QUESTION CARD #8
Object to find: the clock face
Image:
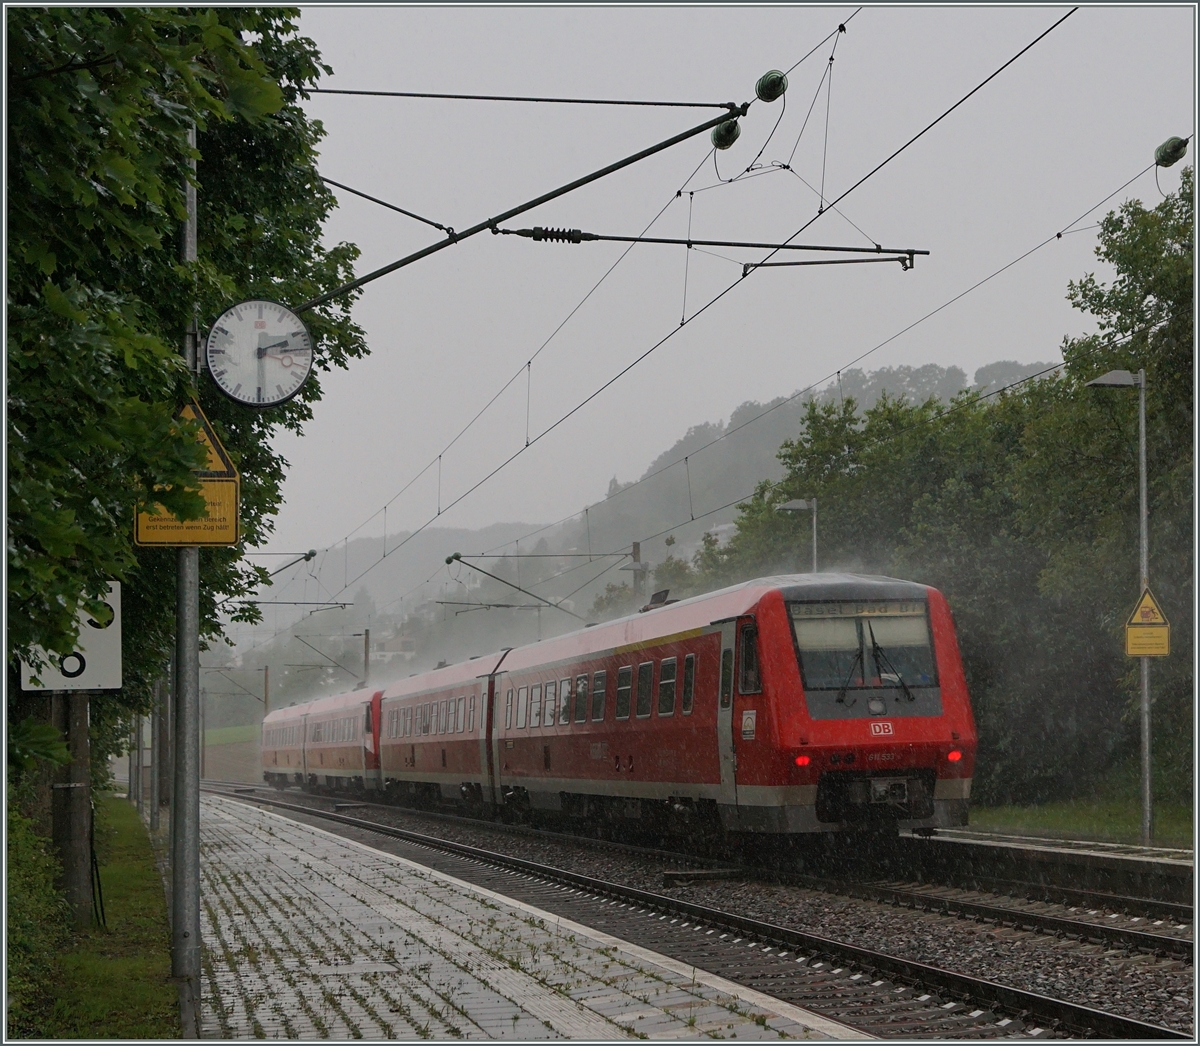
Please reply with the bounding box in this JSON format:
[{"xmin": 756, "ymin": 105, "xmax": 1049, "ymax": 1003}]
[{"xmin": 205, "ymin": 300, "xmax": 313, "ymax": 408}]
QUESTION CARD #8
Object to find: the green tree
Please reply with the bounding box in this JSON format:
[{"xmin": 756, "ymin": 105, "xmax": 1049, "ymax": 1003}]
[{"xmin": 8, "ymin": 9, "xmax": 368, "ymax": 764}]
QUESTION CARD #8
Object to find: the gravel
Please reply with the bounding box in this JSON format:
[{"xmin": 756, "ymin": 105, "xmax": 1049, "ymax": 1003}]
[{"xmin": 244, "ymin": 790, "xmax": 1196, "ymax": 1035}]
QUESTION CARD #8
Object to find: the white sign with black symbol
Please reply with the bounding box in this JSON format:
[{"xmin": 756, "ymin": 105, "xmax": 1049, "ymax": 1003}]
[
  {"xmin": 741, "ymin": 708, "xmax": 757, "ymax": 740},
  {"xmin": 21, "ymin": 583, "xmax": 122, "ymax": 691}
]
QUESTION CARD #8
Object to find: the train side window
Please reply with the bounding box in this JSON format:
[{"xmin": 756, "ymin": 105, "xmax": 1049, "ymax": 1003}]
[
  {"xmin": 574, "ymin": 675, "xmax": 588, "ymax": 722},
  {"xmin": 469, "ymin": 695, "xmax": 476, "ymax": 733},
  {"xmin": 405, "ymin": 707, "xmax": 412, "ymax": 736},
  {"xmin": 682, "ymin": 654, "xmax": 696, "ymax": 714},
  {"xmin": 658, "ymin": 657, "xmax": 677, "ymax": 716},
  {"xmin": 636, "ymin": 662, "xmax": 654, "ymax": 718},
  {"xmin": 739, "ymin": 625, "xmax": 762, "ymax": 693},
  {"xmin": 457, "ymin": 696, "xmax": 465, "ymax": 732},
  {"xmin": 615, "ymin": 666, "xmax": 633, "ymax": 719},
  {"xmin": 530, "ymin": 684, "xmax": 542, "ymax": 728},
  {"xmin": 559, "ymin": 679, "xmax": 571, "ymax": 724},
  {"xmin": 591, "ymin": 671, "xmax": 606, "ymax": 721},
  {"xmin": 516, "ymin": 687, "xmax": 528, "ymax": 729},
  {"xmin": 720, "ymin": 649, "xmax": 734, "ymax": 708},
  {"xmin": 365, "ymin": 707, "xmax": 372, "ymax": 736},
  {"xmin": 544, "ymin": 681, "xmax": 556, "ymax": 725},
  {"xmin": 505, "ymin": 689, "xmax": 513, "ymax": 729}
]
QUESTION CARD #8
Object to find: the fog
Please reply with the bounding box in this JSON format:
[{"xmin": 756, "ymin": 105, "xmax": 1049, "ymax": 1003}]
[{"xmin": 212, "ymin": 5, "xmax": 1194, "ymax": 687}]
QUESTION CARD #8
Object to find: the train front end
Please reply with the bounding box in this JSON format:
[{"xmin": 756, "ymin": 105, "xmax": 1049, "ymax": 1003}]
[{"xmin": 743, "ymin": 575, "xmax": 976, "ymax": 833}]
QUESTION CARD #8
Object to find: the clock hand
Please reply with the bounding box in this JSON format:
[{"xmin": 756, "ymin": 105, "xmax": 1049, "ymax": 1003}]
[{"xmin": 256, "ymin": 339, "xmax": 291, "ymax": 357}]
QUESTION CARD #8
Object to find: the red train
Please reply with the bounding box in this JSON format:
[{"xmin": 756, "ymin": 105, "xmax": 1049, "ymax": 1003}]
[{"xmin": 262, "ymin": 573, "xmax": 976, "ymax": 834}]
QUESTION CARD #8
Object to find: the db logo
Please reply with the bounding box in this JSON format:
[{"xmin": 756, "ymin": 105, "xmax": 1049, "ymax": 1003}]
[{"xmin": 870, "ymin": 722, "xmax": 894, "ymax": 736}]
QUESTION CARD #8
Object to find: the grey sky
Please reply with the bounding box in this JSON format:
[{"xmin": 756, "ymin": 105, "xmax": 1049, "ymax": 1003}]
[{"xmin": 264, "ymin": 4, "xmax": 1193, "ymax": 559}]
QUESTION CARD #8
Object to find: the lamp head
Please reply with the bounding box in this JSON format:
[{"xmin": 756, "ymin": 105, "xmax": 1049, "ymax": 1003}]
[{"xmin": 1085, "ymin": 369, "xmax": 1139, "ymax": 388}]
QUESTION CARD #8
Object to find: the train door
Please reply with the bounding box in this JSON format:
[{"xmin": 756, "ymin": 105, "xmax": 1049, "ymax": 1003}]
[
  {"xmin": 711, "ymin": 620, "xmax": 738, "ymax": 807},
  {"xmin": 300, "ymin": 714, "xmax": 309, "ymax": 785},
  {"xmin": 478, "ymin": 676, "xmax": 497, "ymax": 807},
  {"xmin": 364, "ymin": 691, "xmax": 383, "ymax": 790},
  {"xmin": 490, "ymin": 673, "xmax": 507, "ymax": 806}
]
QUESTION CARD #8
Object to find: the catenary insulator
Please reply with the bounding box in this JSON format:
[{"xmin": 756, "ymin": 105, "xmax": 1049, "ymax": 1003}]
[
  {"xmin": 1155, "ymin": 137, "xmax": 1188, "ymax": 168},
  {"xmin": 531, "ymin": 227, "xmax": 584, "ymax": 243},
  {"xmin": 755, "ymin": 70, "xmax": 788, "ymax": 103},
  {"xmin": 711, "ymin": 119, "xmax": 741, "ymax": 151}
]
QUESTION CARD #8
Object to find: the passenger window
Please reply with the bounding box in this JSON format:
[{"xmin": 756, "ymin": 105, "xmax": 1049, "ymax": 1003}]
[
  {"xmin": 739, "ymin": 625, "xmax": 762, "ymax": 693},
  {"xmin": 720, "ymin": 649, "xmax": 734, "ymax": 708},
  {"xmin": 545, "ymin": 681, "xmax": 556, "ymax": 726},
  {"xmin": 636, "ymin": 662, "xmax": 653, "ymax": 718},
  {"xmin": 505, "ymin": 690, "xmax": 513, "ymax": 729},
  {"xmin": 457, "ymin": 696, "xmax": 465, "ymax": 732},
  {"xmin": 469, "ymin": 695, "xmax": 476, "ymax": 733},
  {"xmin": 574, "ymin": 675, "xmax": 588, "ymax": 722},
  {"xmin": 591, "ymin": 671, "xmax": 606, "ymax": 721},
  {"xmin": 516, "ymin": 687, "xmax": 528, "ymax": 729},
  {"xmin": 683, "ymin": 654, "xmax": 696, "ymax": 714},
  {"xmin": 658, "ymin": 658, "xmax": 677, "ymax": 716},
  {"xmin": 615, "ymin": 666, "xmax": 633, "ymax": 719},
  {"xmin": 559, "ymin": 679, "xmax": 571, "ymax": 724},
  {"xmin": 530, "ymin": 684, "xmax": 542, "ymax": 728}
]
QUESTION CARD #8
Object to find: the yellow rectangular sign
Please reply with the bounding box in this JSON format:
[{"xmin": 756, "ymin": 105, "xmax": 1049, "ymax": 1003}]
[
  {"xmin": 1124, "ymin": 588, "xmax": 1169, "ymax": 656},
  {"xmin": 1126, "ymin": 624, "xmax": 1170, "ymax": 657},
  {"xmin": 135, "ymin": 477, "xmax": 240, "ymax": 546},
  {"xmin": 134, "ymin": 400, "xmax": 240, "ymax": 546}
]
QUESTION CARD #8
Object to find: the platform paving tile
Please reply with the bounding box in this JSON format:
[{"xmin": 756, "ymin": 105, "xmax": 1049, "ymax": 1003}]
[{"xmin": 198, "ymin": 795, "xmax": 833, "ymax": 1039}]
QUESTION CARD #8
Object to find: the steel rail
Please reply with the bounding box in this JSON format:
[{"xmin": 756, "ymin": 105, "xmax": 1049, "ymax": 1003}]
[
  {"xmin": 204, "ymin": 786, "xmax": 1188, "ymax": 1040},
  {"xmin": 788, "ymin": 876, "xmax": 1192, "ymax": 960}
]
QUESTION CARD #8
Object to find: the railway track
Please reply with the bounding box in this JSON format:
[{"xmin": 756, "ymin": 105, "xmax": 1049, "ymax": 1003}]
[
  {"xmin": 203, "ymin": 783, "xmax": 1189, "ymax": 1039},
  {"xmin": 206, "ymin": 781, "xmax": 1193, "ymax": 959}
]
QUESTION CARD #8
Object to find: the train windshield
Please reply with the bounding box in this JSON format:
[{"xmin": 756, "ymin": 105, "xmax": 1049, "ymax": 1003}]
[{"xmin": 789, "ymin": 601, "xmax": 936, "ymax": 691}]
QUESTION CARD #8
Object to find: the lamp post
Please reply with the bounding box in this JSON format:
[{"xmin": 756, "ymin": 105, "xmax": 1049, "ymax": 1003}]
[
  {"xmin": 1085, "ymin": 367, "xmax": 1152, "ymax": 843},
  {"xmin": 777, "ymin": 499, "xmax": 818, "ymax": 572}
]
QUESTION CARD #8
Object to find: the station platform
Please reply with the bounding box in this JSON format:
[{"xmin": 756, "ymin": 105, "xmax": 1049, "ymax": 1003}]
[{"xmin": 200, "ymin": 795, "xmax": 863, "ymax": 1040}]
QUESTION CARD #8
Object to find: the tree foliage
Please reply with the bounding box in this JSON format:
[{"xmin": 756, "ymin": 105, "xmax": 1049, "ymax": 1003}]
[
  {"xmin": 8, "ymin": 9, "xmax": 367, "ymax": 763},
  {"xmin": 656, "ymin": 171, "xmax": 1193, "ymax": 805}
]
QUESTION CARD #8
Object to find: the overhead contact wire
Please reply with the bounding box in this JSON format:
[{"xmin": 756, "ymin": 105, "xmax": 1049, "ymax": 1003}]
[{"xmin": 232, "ymin": 11, "xmax": 1072, "ymax": 629}]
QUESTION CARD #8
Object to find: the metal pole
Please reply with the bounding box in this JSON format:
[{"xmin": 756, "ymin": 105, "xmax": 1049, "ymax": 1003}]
[
  {"xmin": 263, "ymin": 664, "xmax": 269, "ymax": 717},
  {"xmin": 811, "ymin": 499, "xmax": 818, "ymax": 573},
  {"xmin": 150, "ymin": 689, "xmax": 160, "ymax": 832},
  {"xmin": 363, "ymin": 629, "xmax": 370, "ymax": 687},
  {"xmin": 172, "ymin": 547, "xmax": 200, "ymax": 1006},
  {"xmin": 1137, "ymin": 368, "xmax": 1151, "ymax": 844},
  {"xmin": 172, "ymin": 123, "xmax": 202, "ymax": 1032},
  {"xmin": 135, "ymin": 715, "xmax": 144, "ymax": 818}
]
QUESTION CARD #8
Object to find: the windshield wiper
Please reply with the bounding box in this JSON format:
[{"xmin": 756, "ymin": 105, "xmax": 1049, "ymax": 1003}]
[
  {"xmin": 835, "ymin": 647, "xmax": 863, "ymax": 705},
  {"xmin": 867, "ymin": 622, "xmax": 915, "ymax": 702}
]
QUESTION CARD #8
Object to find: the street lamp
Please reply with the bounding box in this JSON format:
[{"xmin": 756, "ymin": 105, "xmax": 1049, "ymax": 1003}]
[
  {"xmin": 777, "ymin": 499, "xmax": 818, "ymax": 572},
  {"xmin": 1085, "ymin": 367, "xmax": 1152, "ymax": 843}
]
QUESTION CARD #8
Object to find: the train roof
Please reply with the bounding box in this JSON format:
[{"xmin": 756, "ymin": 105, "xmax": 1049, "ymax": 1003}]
[
  {"xmin": 263, "ymin": 572, "xmax": 932, "ymax": 722},
  {"xmin": 263, "ymin": 686, "xmax": 376, "ymax": 725}
]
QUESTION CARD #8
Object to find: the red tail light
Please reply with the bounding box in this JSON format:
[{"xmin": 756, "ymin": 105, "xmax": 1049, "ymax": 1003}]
[
  {"xmin": 794, "ymin": 754, "xmax": 811, "ymax": 766},
  {"xmin": 947, "ymin": 749, "xmax": 962, "ymax": 762}
]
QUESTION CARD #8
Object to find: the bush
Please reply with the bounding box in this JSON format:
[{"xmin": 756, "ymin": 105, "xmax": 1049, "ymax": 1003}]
[{"xmin": 6, "ymin": 781, "xmax": 70, "ymax": 1036}]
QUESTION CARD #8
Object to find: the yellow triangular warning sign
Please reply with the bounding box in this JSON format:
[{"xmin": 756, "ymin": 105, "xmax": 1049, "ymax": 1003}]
[
  {"xmin": 1126, "ymin": 588, "xmax": 1168, "ymax": 628},
  {"xmin": 179, "ymin": 401, "xmax": 238, "ymax": 479}
]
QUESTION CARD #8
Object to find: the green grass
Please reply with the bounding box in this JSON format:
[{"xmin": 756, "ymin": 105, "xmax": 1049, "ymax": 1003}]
[
  {"xmin": 39, "ymin": 794, "xmax": 179, "ymax": 1039},
  {"xmin": 205, "ymin": 722, "xmax": 259, "ymax": 745},
  {"xmin": 968, "ymin": 799, "xmax": 1193, "ymax": 848}
]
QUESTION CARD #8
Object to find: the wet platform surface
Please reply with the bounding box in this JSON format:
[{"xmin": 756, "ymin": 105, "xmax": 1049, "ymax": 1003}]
[{"xmin": 200, "ymin": 795, "xmax": 860, "ymax": 1039}]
